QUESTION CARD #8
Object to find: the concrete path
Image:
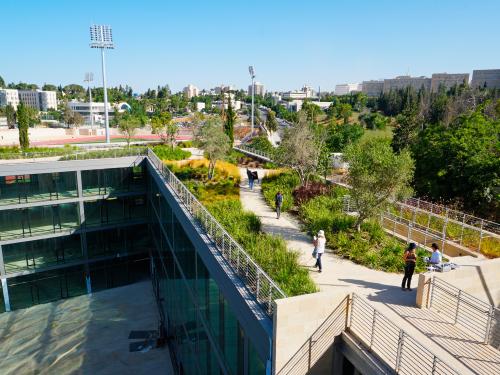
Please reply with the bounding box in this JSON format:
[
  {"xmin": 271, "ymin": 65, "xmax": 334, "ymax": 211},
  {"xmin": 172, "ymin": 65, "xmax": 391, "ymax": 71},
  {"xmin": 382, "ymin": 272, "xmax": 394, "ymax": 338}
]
[{"xmin": 239, "ymin": 168, "xmax": 498, "ymax": 375}]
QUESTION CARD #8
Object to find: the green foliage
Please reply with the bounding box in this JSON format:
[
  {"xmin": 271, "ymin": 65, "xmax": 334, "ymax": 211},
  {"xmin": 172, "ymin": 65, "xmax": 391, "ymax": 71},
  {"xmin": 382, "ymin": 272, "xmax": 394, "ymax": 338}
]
[
  {"xmin": 42, "ymin": 83, "xmax": 57, "ymax": 91},
  {"xmin": 59, "ymin": 147, "xmax": 146, "ymax": 161},
  {"xmin": 412, "ymin": 109, "xmax": 500, "ymax": 217},
  {"xmin": 0, "ymin": 145, "xmax": 79, "ymax": 159},
  {"xmin": 261, "ymin": 172, "xmax": 301, "ymax": 212},
  {"xmin": 326, "ymin": 123, "xmax": 364, "ymax": 152},
  {"xmin": 4, "ymin": 104, "xmax": 16, "ymax": 128},
  {"xmin": 249, "ymin": 136, "xmax": 275, "ymax": 155},
  {"xmin": 0, "ymin": 75, "xmax": 4, "ymax": 88},
  {"xmin": 152, "ymin": 145, "xmax": 191, "ymax": 160},
  {"xmin": 177, "ymin": 140, "xmax": 193, "ymax": 148},
  {"xmin": 224, "ymin": 98, "xmax": 236, "ymax": 144},
  {"xmin": 392, "ymin": 107, "xmax": 422, "ymax": 152},
  {"xmin": 360, "ymin": 112, "xmax": 390, "ymax": 130},
  {"xmin": 223, "ymin": 149, "xmax": 245, "ymax": 165},
  {"xmin": 151, "ymin": 111, "xmax": 176, "ymax": 146},
  {"xmin": 172, "ymin": 163, "xmax": 317, "ymax": 296},
  {"xmin": 336, "ymin": 103, "xmax": 353, "ymax": 124},
  {"xmin": 196, "ymin": 116, "xmax": 231, "ymax": 179},
  {"xmin": 16, "ymin": 102, "xmax": 30, "ymax": 149},
  {"xmin": 344, "ymin": 138, "xmax": 415, "ymax": 228},
  {"xmin": 265, "ymin": 109, "xmax": 278, "ymax": 132},
  {"xmin": 299, "ymin": 192, "xmax": 427, "ymax": 273}
]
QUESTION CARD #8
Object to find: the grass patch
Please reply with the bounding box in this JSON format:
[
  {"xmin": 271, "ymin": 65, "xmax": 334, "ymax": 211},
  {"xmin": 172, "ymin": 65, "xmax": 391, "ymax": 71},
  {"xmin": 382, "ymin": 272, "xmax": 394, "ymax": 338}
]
[
  {"xmin": 361, "ymin": 126, "xmax": 393, "ymax": 142},
  {"xmin": 59, "ymin": 147, "xmax": 147, "ymax": 160},
  {"xmin": 152, "ymin": 145, "xmax": 191, "ymax": 161},
  {"xmin": 299, "ymin": 189, "xmax": 428, "ymax": 273},
  {"xmin": 171, "ymin": 162, "xmax": 317, "ymax": 296},
  {"xmin": 0, "ymin": 145, "xmax": 79, "ymax": 159}
]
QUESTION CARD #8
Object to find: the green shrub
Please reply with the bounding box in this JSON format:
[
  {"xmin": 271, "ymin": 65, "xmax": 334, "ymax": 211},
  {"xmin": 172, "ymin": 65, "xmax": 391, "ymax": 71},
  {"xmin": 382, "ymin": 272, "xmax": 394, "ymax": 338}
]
[
  {"xmin": 152, "ymin": 145, "xmax": 191, "ymax": 160},
  {"xmin": 177, "ymin": 140, "xmax": 193, "ymax": 148},
  {"xmin": 223, "ymin": 150, "xmax": 246, "ymax": 165},
  {"xmin": 249, "ymin": 136, "xmax": 275, "ymax": 155},
  {"xmin": 262, "ymin": 171, "xmax": 300, "ymax": 212},
  {"xmin": 59, "ymin": 147, "xmax": 146, "ymax": 160},
  {"xmin": 299, "ymin": 191, "xmax": 428, "ymax": 273}
]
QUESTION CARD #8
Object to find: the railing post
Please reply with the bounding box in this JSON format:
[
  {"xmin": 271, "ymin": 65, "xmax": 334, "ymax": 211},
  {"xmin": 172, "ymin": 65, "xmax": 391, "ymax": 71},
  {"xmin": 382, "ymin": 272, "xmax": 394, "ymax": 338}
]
[
  {"xmin": 308, "ymin": 337, "xmax": 312, "ymax": 370},
  {"xmin": 429, "ymin": 277, "xmax": 435, "ymax": 309},
  {"xmin": 484, "ymin": 305, "xmax": 494, "ymax": 344},
  {"xmin": 395, "ymin": 330, "xmax": 405, "ymax": 373},
  {"xmin": 478, "ymin": 219, "xmax": 484, "ymax": 253},
  {"xmin": 454, "ymin": 290, "xmax": 462, "ymax": 324},
  {"xmin": 369, "ymin": 310, "xmax": 377, "ymax": 349},
  {"xmin": 431, "ymin": 355, "xmax": 437, "ymax": 374},
  {"xmin": 256, "ymin": 269, "xmax": 261, "ymax": 302}
]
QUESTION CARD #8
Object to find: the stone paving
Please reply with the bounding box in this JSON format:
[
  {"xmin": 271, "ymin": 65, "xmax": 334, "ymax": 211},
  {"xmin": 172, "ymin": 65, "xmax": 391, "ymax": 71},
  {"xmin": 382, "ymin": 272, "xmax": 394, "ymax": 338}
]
[{"xmin": 239, "ymin": 168, "xmax": 499, "ymax": 375}]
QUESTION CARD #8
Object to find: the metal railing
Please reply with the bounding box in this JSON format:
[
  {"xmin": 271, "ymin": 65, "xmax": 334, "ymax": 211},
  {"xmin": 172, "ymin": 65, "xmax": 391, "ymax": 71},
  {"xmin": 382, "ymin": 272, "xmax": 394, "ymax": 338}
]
[
  {"xmin": 429, "ymin": 277, "xmax": 500, "ymax": 347},
  {"xmin": 233, "ymin": 144, "xmax": 273, "ymax": 162},
  {"xmin": 147, "ymin": 148, "xmax": 286, "ymax": 317},
  {"xmin": 349, "ymin": 293, "xmax": 460, "ymax": 375}
]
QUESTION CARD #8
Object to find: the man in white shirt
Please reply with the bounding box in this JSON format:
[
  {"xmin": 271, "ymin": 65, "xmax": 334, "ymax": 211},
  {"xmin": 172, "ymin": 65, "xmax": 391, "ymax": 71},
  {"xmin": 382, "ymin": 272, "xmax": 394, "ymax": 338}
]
[{"xmin": 429, "ymin": 243, "xmax": 442, "ymax": 265}]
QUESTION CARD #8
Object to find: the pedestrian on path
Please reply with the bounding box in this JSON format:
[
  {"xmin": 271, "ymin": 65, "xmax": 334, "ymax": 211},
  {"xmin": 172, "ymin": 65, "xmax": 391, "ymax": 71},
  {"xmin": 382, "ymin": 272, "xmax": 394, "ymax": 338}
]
[
  {"xmin": 402, "ymin": 243, "xmax": 417, "ymax": 291},
  {"xmin": 274, "ymin": 191, "xmax": 283, "ymax": 219},
  {"xmin": 247, "ymin": 168, "xmax": 254, "ymax": 190},
  {"xmin": 314, "ymin": 230, "xmax": 326, "ymax": 272},
  {"xmin": 252, "ymin": 170, "xmax": 259, "ymax": 185}
]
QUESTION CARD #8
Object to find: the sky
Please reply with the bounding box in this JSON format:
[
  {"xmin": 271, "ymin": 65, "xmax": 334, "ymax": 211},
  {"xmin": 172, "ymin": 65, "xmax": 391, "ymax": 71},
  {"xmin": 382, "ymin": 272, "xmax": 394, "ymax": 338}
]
[{"xmin": 1, "ymin": 0, "xmax": 500, "ymax": 93}]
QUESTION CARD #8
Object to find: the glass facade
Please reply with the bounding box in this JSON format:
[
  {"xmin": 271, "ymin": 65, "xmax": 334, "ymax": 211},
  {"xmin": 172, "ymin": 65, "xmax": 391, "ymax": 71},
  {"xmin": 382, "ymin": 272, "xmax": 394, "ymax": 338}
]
[
  {"xmin": 81, "ymin": 166, "xmax": 145, "ymax": 196},
  {"xmin": 0, "ymin": 172, "xmax": 77, "ymax": 206},
  {"xmin": 149, "ymin": 174, "xmax": 266, "ymax": 374}
]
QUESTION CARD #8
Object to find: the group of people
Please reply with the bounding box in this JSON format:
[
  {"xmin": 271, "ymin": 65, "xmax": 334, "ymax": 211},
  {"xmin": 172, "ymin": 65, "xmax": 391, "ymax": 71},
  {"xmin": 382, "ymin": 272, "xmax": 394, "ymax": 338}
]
[{"xmin": 246, "ymin": 168, "xmax": 259, "ymax": 190}]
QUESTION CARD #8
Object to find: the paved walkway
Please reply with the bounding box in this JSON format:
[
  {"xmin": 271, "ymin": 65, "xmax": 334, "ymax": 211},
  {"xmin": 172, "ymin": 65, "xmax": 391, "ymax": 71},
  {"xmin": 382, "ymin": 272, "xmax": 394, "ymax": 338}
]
[{"xmin": 239, "ymin": 168, "xmax": 498, "ymax": 375}]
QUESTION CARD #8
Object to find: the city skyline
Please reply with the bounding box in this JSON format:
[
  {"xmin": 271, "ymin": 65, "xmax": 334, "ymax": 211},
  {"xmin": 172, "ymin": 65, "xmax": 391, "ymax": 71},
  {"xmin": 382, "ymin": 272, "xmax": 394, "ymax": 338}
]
[{"xmin": 2, "ymin": 0, "xmax": 500, "ymax": 93}]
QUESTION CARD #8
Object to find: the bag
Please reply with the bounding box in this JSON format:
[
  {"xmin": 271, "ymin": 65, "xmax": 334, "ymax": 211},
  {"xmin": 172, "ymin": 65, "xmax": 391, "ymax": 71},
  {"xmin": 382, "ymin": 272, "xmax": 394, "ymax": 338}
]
[{"xmin": 312, "ymin": 248, "xmax": 318, "ymax": 258}]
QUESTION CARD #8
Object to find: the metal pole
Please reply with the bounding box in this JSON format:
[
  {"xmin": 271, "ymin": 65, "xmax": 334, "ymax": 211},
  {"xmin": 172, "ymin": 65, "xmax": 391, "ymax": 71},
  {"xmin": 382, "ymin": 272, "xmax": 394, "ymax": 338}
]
[
  {"xmin": 89, "ymin": 83, "xmax": 94, "ymax": 129},
  {"xmin": 101, "ymin": 48, "xmax": 110, "ymax": 143},
  {"xmin": 251, "ymin": 76, "xmax": 255, "ymax": 137}
]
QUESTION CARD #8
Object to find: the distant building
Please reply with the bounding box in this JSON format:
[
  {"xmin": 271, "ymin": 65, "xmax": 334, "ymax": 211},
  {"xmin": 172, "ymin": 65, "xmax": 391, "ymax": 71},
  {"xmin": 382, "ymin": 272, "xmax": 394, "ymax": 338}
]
[
  {"xmin": 248, "ymin": 82, "xmax": 265, "ymax": 96},
  {"xmin": 67, "ymin": 101, "xmax": 131, "ymax": 124},
  {"xmin": 282, "ymin": 85, "xmax": 316, "ymax": 100},
  {"xmin": 38, "ymin": 90, "xmax": 58, "ymax": 111},
  {"xmin": 0, "ymin": 89, "xmax": 20, "ymax": 110},
  {"xmin": 183, "ymin": 84, "xmax": 199, "ymax": 99},
  {"xmin": 383, "ymin": 76, "xmax": 431, "ymax": 93},
  {"xmin": 214, "ymin": 85, "xmax": 234, "ymax": 94},
  {"xmin": 195, "ymin": 102, "xmax": 205, "ymax": 111},
  {"xmin": 18, "ymin": 90, "xmax": 40, "ymax": 110},
  {"xmin": 361, "ymin": 80, "xmax": 384, "ymax": 97},
  {"xmin": 335, "ymin": 83, "xmax": 361, "ymax": 95},
  {"xmin": 471, "ymin": 69, "xmax": 500, "ymax": 89},
  {"xmin": 431, "ymin": 73, "xmax": 469, "ymax": 92},
  {"xmin": 0, "ymin": 89, "xmax": 57, "ymax": 111}
]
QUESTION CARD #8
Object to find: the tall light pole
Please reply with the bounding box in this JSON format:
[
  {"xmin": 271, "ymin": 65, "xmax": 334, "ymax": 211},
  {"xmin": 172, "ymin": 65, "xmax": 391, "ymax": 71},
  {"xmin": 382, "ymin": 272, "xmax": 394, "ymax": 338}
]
[
  {"xmin": 90, "ymin": 25, "xmax": 114, "ymax": 143},
  {"xmin": 248, "ymin": 66, "xmax": 255, "ymax": 137},
  {"xmin": 84, "ymin": 72, "xmax": 94, "ymax": 129}
]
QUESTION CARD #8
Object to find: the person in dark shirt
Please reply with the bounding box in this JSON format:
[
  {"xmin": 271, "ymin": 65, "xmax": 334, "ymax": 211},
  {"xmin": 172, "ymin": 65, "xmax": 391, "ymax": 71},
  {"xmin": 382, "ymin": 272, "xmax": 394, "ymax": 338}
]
[
  {"xmin": 275, "ymin": 191, "xmax": 283, "ymax": 219},
  {"xmin": 402, "ymin": 243, "xmax": 417, "ymax": 291}
]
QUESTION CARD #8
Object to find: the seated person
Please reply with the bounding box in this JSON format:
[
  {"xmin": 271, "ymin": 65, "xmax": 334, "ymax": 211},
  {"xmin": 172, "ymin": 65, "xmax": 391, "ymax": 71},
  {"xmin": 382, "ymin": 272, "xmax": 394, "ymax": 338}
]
[{"xmin": 426, "ymin": 243, "xmax": 442, "ymax": 265}]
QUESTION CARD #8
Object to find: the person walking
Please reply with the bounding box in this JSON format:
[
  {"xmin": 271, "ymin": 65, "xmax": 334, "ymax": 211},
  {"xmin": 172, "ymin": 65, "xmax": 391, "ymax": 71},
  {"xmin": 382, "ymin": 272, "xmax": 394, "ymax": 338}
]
[
  {"xmin": 402, "ymin": 243, "xmax": 417, "ymax": 291},
  {"xmin": 246, "ymin": 168, "xmax": 254, "ymax": 190},
  {"xmin": 274, "ymin": 191, "xmax": 283, "ymax": 219},
  {"xmin": 252, "ymin": 170, "xmax": 259, "ymax": 185},
  {"xmin": 314, "ymin": 230, "xmax": 326, "ymax": 273}
]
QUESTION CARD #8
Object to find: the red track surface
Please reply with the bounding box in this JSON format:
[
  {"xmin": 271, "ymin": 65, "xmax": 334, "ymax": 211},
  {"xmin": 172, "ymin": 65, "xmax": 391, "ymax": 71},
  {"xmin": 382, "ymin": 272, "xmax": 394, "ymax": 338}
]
[{"xmin": 30, "ymin": 134, "xmax": 192, "ymax": 146}]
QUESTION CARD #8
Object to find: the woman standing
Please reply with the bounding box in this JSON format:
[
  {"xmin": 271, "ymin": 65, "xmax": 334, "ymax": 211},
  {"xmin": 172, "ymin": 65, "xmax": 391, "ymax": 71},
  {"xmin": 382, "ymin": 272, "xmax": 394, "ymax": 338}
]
[
  {"xmin": 315, "ymin": 230, "xmax": 326, "ymax": 273},
  {"xmin": 402, "ymin": 243, "xmax": 417, "ymax": 291}
]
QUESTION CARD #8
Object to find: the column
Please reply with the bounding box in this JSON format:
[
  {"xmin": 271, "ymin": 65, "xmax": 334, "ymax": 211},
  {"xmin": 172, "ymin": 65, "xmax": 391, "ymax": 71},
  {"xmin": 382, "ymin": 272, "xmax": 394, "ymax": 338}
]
[{"xmin": 77, "ymin": 170, "xmax": 91, "ymax": 294}]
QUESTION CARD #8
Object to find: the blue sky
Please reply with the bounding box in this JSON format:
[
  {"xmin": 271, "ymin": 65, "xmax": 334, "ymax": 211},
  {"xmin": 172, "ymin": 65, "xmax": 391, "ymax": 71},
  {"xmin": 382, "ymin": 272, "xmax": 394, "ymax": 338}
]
[{"xmin": 2, "ymin": 0, "xmax": 499, "ymax": 93}]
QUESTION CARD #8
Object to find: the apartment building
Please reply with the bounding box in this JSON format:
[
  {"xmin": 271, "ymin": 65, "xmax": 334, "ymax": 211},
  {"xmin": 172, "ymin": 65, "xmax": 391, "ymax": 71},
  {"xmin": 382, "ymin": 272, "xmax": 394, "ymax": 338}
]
[
  {"xmin": 430, "ymin": 73, "xmax": 469, "ymax": 92},
  {"xmin": 383, "ymin": 76, "xmax": 432, "ymax": 93},
  {"xmin": 0, "ymin": 89, "xmax": 20, "ymax": 110},
  {"xmin": 335, "ymin": 83, "xmax": 362, "ymax": 95},
  {"xmin": 0, "ymin": 89, "xmax": 57, "ymax": 111},
  {"xmin": 361, "ymin": 80, "xmax": 384, "ymax": 97},
  {"xmin": 183, "ymin": 84, "xmax": 199, "ymax": 99},
  {"xmin": 248, "ymin": 81, "xmax": 265, "ymax": 96},
  {"xmin": 471, "ymin": 69, "xmax": 500, "ymax": 89}
]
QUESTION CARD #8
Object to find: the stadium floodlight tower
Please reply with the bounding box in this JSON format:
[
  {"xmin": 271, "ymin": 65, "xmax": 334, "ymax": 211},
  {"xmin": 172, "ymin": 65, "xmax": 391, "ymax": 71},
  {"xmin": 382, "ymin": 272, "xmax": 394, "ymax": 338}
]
[
  {"xmin": 84, "ymin": 72, "xmax": 94, "ymax": 129},
  {"xmin": 90, "ymin": 25, "xmax": 114, "ymax": 143},
  {"xmin": 248, "ymin": 66, "xmax": 255, "ymax": 137}
]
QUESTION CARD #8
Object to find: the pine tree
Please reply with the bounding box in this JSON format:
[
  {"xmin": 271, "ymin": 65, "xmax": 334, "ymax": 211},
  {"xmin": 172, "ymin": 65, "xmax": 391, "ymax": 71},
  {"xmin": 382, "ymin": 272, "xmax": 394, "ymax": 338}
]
[
  {"xmin": 17, "ymin": 102, "xmax": 30, "ymax": 149},
  {"xmin": 224, "ymin": 98, "xmax": 235, "ymax": 144}
]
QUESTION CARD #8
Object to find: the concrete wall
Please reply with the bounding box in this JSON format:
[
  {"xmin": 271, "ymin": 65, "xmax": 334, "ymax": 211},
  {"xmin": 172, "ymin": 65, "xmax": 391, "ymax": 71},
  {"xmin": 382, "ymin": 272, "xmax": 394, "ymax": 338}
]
[
  {"xmin": 272, "ymin": 290, "xmax": 350, "ymax": 375},
  {"xmin": 417, "ymin": 257, "xmax": 500, "ymax": 308}
]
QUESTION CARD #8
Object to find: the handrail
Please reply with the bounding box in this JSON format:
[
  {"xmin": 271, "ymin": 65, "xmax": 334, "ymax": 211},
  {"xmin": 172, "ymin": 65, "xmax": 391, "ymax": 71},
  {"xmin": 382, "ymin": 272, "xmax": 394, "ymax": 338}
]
[
  {"xmin": 234, "ymin": 144, "xmax": 273, "ymax": 161},
  {"xmin": 429, "ymin": 277, "xmax": 500, "ymax": 346},
  {"xmin": 146, "ymin": 148, "xmax": 286, "ymax": 317},
  {"xmin": 349, "ymin": 293, "xmax": 460, "ymax": 374}
]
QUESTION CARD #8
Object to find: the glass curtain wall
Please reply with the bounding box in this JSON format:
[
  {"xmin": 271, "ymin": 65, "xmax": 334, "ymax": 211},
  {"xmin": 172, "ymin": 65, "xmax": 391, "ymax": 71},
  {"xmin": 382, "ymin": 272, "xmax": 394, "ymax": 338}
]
[{"xmin": 149, "ymin": 175, "xmax": 266, "ymax": 374}]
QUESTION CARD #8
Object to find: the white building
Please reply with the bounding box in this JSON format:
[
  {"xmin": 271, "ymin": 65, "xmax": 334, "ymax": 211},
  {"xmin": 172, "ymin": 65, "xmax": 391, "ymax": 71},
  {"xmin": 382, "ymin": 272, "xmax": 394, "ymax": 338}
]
[
  {"xmin": 335, "ymin": 83, "xmax": 362, "ymax": 95},
  {"xmin": 383, "ymin": 76, "xmax": 432, "ymax": 93},
  {"xmin": 38, "ymin": 90, "xmax": 58, "ymax": 110},
  {"xmin": 282, "ymin": 85, "xmax": 316, "ymax": 100},
  {"xmin": 248, "ymin": 82, "xmax": 265, "ymax": 96},
  {"xmin": 67, "ymin": 101, "xmax": 131, "ymax": 124},
  {"xmin": 471, "ymin": 69, "xmax": 500, "ymax": 89},
  {"xmin": 183, "ymin": 84, "xmax": 199, "ymax": 99},
  {"xmin": 195, "ymin": 102, "xmax": 205, "ymax": 111},
  {"xmin": 18, "ymin": 90, "xmax": 41, "ymax": 110},
  {"xmin": 0, "ymin": 89, "xmax": 20, "ymax": 110},
  {"xmin": 214, "ymin": 84, "xmax": 235, "ymax": 94}
]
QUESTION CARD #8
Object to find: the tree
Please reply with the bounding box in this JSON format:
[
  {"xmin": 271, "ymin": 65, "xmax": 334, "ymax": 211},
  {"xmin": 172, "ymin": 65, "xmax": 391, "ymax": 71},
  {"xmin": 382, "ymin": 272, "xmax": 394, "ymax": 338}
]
[
  {"xmin": 344, "ymin": 138, "xmax": 414, "ymax": 230},
  {"xmin": 326, "ymin": 122, "xmax": 364, "ymax": 152},
  {"xmin": 17, "ymin": 103, "xmax": 30, "ymax": 149},
  {"xmin": 392, "ymin": 107, "xmax": 422, "ymax": 153},
  {"xmin": 265, "ymin": 109, "xmax": 278, "ymax": 132},
  {"xmin": 412, "ymin": 109, "xmax": 500, "ymax": 217},
  {"xmin": 0, "ymin": 75, "xmax": 5, "ymax": 88},
  {"xmin": 42, "ymin": 84, "xmax": 57, "ymax": 91},
  {"xmin": 152, "ymin": 111, "xmax": 178, "ymax": 148},
  {"xmin": 276, "ymin": 114, "xmax": 321, "ymax": 186},
  {"xmin": 336, "ymin": 103, "xmax": 353, "ymax": 124},
  {"xmin": 62, "ymin": 105, "xmax": 84, "ymax": 127},
  {"xmin": 302, "ymin": 101, "xmax": 322, "ymax": 123},
  {"xmin": 224, "ymin": 98, "xmax": 236, "ymax": 144},
  {"xmin": 119, "ymin": 118, "xmax": 140, "ymax": 147},
  {"xmin": 63, "ymin": 84, "xmax": 86, "ymax": 98},
  {"xmin": 5, "ymin": 104, "xmax": 16, "ymax": 128},
  {"xmin": 195, "ymin": 116, "xmax": 231, "ymax": 179}
]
